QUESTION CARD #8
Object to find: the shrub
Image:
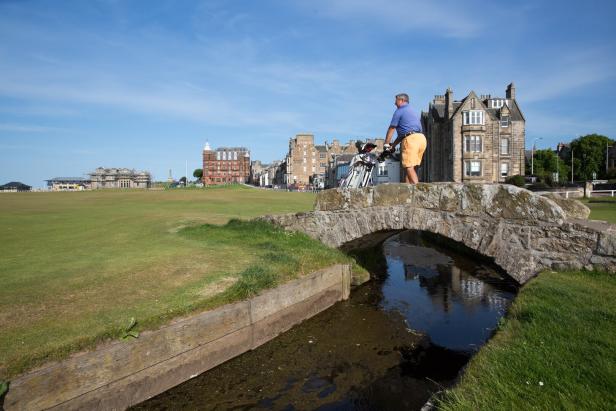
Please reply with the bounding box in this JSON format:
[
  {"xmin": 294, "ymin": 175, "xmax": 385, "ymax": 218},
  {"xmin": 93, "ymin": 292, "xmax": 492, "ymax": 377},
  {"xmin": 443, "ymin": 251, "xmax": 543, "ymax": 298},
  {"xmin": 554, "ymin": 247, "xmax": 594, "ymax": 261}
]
[
  {"xmin": 528, "ymin": 182, "xmax": 549, "ymax": 190},
  {"xmin": 505, "ymin": 175, "xmax": 525, "ymax": 187}
]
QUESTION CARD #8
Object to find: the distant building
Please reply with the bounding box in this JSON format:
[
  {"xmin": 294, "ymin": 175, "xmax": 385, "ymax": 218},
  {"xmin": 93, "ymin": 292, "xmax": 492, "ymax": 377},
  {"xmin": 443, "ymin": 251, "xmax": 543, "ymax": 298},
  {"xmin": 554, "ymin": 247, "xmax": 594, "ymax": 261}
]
[
  {"xmin": 46, "ymin": 177, "xmax": 91, "ymax": 191},
  {"xmin": 284, "ymin": 134, "xmax": 384, "ymax": 188},
  {"xmin": 250, "ymin": 160, "xmax": 284, "ymax": 187},
  {"xmin": 373, "ymin": 158, "xmax": 401, "ymax": 185},
  {"xmin": 202, "ymin": 143, "xmax": 251, "ymax": 185},
  {"xmin": 421, "ymin": 83, "xmax": 525, "ymax": 183},
  {"xmin": 89, "ymin": 168, "xmax": 151, "ymax": 189},
  {"xmin": 0, "ymin": 181, "xmax": 31, "ymax": 192}
]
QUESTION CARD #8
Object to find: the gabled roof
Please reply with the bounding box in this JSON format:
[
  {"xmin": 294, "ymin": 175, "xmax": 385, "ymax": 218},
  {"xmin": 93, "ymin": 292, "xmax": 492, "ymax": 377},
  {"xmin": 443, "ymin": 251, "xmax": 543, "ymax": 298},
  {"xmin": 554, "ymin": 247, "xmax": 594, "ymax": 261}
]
[
  {"xmin": 1, "ymin": 182, "xmax": 31, "ymax": 190},
  {"xmin": 46, "ymin": 177, "xmax": 89, "ymax": 182},
  {"xmin": 426, "ymin": 95, "xmax": 525, "ymax": 124}
]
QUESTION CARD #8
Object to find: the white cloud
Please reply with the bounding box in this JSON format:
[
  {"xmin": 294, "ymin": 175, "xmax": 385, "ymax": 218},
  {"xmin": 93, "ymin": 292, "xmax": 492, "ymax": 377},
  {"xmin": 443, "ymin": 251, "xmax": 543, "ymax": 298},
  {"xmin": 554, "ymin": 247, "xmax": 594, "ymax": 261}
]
[
  {"xmin": 0, "ymin": 123, "xmax": 71, "ymax": 133},
  {"xmin": 298, "ymin": 0, "xmax": 494, "ymax": 38}
]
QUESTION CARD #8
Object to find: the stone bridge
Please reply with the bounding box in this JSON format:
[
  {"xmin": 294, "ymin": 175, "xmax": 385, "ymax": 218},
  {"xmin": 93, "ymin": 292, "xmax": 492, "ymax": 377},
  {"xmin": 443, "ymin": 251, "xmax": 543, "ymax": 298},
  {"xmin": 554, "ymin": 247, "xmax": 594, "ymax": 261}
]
[{"xmin": 262, "ymin": 183, "xmax": 616, "ymax": 284}]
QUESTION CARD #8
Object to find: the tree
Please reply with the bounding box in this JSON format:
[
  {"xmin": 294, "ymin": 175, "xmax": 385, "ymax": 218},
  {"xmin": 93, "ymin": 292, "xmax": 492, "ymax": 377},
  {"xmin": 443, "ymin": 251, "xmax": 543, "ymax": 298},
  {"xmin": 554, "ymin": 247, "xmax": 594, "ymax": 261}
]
[
  {"xmin": 193, "ymin": 168, "xmax": 203, "ymax": 179},
  {"xmin": 505, "ymin": 175, "xmax": 525, "ymax": 187},
  {"xmin": 569, "ymin": 134, "xmax": 614, "ymax": 180},
  {"xmin": 526, "ymin": 149, "xmax": 570, "ymax": 186},
  {"xmin": 179, "ymin": 176, "xmax": 187, "ymax": 186}
]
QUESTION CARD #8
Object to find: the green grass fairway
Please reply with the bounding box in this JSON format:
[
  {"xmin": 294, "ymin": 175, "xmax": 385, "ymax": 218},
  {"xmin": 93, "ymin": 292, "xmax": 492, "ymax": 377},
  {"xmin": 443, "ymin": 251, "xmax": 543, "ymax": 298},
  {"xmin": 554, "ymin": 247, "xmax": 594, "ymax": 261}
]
[
  {"xmin": 587, "ymin": 196, "xmax": 616, "ymax": 224},
  {"xmin": 0, "ymin": 186, "xmax": 357, "ymax": 379},
  {"xmin": 436, "ymin": 270, "xmax": 616, "ymax": 410}
]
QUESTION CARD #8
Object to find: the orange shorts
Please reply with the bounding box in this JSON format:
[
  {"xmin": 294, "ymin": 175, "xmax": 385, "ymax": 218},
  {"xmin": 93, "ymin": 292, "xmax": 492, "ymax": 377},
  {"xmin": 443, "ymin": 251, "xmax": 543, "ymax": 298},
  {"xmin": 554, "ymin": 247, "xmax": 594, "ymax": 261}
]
[{"xmin": 401, "ymin": 133, "xmax": 427, "ymax": 168}]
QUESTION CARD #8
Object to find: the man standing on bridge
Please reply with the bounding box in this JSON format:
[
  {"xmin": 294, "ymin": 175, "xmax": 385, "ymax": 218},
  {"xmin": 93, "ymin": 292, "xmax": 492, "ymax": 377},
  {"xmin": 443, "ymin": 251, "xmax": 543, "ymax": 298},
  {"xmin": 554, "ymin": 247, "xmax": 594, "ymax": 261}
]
[{"xmin": 384, "ymin": 93, "xmax": 427, "ymax": 184}]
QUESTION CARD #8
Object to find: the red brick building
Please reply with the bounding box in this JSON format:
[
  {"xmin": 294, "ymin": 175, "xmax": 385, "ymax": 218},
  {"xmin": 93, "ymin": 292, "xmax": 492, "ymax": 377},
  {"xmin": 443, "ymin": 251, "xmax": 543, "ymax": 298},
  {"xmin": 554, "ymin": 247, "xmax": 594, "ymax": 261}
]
[{"xmin": 202, "ymin": 143, "xmax": 251, "ymax": 185}]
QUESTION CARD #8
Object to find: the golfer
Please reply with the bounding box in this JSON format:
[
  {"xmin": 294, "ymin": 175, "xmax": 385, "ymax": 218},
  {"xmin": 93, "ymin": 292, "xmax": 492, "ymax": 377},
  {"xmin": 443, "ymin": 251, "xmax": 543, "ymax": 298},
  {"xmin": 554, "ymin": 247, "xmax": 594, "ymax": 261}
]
[{"xmin": 384, "ymin": 93, "xmax": 427, "ymax": 184}]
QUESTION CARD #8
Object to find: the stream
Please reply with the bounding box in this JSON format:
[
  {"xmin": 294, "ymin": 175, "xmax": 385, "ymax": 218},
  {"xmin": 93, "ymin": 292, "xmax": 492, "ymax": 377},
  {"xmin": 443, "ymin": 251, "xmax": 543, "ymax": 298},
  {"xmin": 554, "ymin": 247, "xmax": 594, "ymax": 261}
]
[{"xmin": 133, "ymin": 230, "xmax": 517, "ymax": 410}]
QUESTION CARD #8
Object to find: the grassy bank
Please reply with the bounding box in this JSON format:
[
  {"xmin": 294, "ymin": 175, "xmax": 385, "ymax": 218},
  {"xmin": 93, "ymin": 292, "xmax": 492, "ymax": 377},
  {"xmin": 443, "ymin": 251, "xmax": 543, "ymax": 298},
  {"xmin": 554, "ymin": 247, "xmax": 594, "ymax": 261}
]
[
  {"xmin": 0, "ymin": 187, "xmax": 359, "ymax": 379},
  {"xmin": 586, "ymin": 196, "xmax": 616, "ymax": 223},
  {"xmin": 436, "ymin": 270, "xmax": 616, "ymax": 410},
  {"xmin": 437, "ymin": 199, "xmax": 616, "ymax": 410}
]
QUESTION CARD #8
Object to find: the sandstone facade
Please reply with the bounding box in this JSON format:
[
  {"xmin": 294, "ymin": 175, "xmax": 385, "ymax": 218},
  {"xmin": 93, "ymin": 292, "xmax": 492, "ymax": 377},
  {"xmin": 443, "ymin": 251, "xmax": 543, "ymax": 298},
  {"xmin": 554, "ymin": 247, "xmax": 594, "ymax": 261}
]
[{"xmin": 262, "ymin": 183, "xmax": 616, "ymax": 284}]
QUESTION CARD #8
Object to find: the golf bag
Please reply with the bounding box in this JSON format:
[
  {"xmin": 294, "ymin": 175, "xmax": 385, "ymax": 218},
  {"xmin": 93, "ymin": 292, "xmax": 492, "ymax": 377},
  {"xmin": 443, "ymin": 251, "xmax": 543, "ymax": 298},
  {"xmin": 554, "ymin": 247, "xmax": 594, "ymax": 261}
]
[{"xmin": 339, "ymin": 141, "xmax": 396, "ymax": 188}]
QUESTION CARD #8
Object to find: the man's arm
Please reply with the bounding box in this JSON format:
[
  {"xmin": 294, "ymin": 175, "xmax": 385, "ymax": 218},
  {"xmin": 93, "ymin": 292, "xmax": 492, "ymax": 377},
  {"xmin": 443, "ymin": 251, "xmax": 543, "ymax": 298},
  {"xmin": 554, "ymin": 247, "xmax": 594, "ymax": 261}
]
[{"xmin": 385, "ymin": 126, "xmax": 403, "ymax": 149}]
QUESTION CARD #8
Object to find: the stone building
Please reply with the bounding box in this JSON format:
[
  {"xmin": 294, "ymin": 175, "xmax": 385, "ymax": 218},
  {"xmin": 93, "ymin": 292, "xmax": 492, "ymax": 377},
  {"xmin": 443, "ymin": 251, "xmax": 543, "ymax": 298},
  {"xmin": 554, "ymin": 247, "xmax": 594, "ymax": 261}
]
[
  {"xmin": 89, "ymin": 168, "xmax": 151, "ymax": 189},
  {"xmin": 202, "ymin": 143, "xmax": 251, "ymax": 185},
  {"xmin": 46, "ymin": 177, "xmax": 91, "ymax": 191},
  {"xmin": 421, "ymin": 83, "xmax": 525, "ymax": 183},
  {"xmin": 284, "ymin": 134, "xmax": 383, "ymax": 187},
  {"xmin": 251, "ymin": 160, "xmax": 284, "ymax": 187}
]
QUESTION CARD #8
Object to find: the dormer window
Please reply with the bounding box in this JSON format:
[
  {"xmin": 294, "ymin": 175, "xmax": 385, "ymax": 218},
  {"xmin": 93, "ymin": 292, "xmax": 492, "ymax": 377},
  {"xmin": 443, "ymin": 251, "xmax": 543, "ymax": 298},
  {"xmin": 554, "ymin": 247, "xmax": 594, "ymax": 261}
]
[
  {"xmin": 501, "ymin": 115, "xmax": 510, "ymax": 127},
  {"xmin": 463, "ymin": 110, "xmax": 484, "ymax": 125},
  {"xmin": 491, "ymin": 99, "xmax": 506, "ymax": 109}
]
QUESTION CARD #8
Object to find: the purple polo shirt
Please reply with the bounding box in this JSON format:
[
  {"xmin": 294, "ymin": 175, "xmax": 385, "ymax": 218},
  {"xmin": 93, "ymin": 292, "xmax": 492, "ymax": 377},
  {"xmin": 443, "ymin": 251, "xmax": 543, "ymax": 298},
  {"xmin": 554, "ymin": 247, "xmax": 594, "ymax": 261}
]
[{"xmin": 390, "ymin": 103, "xmax": 422, "ymax": 137}]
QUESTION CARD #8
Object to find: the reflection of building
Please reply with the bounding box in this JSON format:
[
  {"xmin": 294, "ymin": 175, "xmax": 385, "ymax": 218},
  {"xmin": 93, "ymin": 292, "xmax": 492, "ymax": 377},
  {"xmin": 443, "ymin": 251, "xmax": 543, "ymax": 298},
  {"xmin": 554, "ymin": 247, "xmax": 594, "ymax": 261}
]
[
  {"xmin": 202, "ymin": 143, "xmax": 251, "ymax": 185},
  {"xmin": 46, "ymin": 177, "xmax": 90, "ymax": 191},
  {"xmin": 89, "ymin": 168, "xmax": 151, "ymax": 189},
  {"xmin": 421, "ymin": 83, "xmax": 525, "ymax": 183}
]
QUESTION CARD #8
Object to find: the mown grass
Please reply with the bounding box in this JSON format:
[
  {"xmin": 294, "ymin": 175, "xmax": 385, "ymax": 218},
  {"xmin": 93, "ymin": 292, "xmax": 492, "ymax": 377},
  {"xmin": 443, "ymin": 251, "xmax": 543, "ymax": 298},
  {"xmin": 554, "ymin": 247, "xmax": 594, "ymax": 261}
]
[
  {"xmin": 436, "ymin": 270, "xmax": 616, "ymax": 410},
  {"xmin": 586, "ymin": 196, "xmax": 616, "ymax": 224},
  {"xmin": 0, "ymin": 186, "xmax": 360, "ymax": 380}
]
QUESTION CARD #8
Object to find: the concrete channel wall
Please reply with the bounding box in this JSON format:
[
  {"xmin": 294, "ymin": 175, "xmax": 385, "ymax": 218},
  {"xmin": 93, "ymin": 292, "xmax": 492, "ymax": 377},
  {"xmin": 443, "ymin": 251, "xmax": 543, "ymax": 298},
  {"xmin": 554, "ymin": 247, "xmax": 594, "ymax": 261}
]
[{"xmin": 5, "ymin": 264, "xmax": 352, "ymax": 411}]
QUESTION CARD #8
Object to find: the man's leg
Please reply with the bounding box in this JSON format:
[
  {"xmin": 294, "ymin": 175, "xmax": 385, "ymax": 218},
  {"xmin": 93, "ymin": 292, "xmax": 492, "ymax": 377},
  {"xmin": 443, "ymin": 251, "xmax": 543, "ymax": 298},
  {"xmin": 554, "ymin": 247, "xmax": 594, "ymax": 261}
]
[{"xmin": 405, "ymin": 166, "xmax": 419, "ymax": 184}]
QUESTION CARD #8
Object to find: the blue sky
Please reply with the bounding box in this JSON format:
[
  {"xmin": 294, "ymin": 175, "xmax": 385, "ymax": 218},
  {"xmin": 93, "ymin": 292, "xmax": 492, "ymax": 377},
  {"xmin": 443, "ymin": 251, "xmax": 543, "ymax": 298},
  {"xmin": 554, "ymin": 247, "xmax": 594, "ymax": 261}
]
[{"xmin": 1, "ymin": 0, "xmax": 615, "ymax": 187}]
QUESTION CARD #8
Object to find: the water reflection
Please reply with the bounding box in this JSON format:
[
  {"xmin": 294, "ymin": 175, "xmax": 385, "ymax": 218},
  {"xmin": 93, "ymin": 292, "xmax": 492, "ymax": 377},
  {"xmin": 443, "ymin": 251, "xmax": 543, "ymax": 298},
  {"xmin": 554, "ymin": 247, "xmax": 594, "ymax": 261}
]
[
  {"xmin": 382, "ymin": 231, "xmax": 516, "ymax": 352},
  {"xmin": 133, "ymin": 230, "xmax": 517, "ymax": 410}
]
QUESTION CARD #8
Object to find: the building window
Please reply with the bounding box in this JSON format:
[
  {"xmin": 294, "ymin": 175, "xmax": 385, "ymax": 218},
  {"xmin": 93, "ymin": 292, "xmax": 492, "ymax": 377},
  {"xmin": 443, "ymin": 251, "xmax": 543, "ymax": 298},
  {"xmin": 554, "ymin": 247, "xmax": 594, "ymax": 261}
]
[
  {"xmin": 500, "ymin": 138, "xmax": 510, "ymax": 155},
  {"xmin": 464, "ymin": 160, "xmax": 482, "ymax": 177},
  {"xmin": 320, "ymin": 162, "xmax": 326, "ymax": 168},
  {"xmin": 501, "ymin": 115, "xmax": 510, "ymax": 127},
  {"xmin": 216, "ymin": 152, "xmax": 221, "ymax": 161},
  {"xmin": 320, "ymin": 153, "xmax": 326, "ymax": 159},
  {"xmin": 377, "ymin": 162, "xmax": 388, "ymax": 176},
  {"xmin": 463, "ymin": 110, "xmax": 484, "ymax": 125},
  {"xmin": 501, "ymin": 163, "xmax": 509, "ymax": 177},
  {"xmin": 491, "ymin": 99, "xmax": 506, "ymax": 109},
  {"xmin": 465, "ymin": 135, "xmax": 482, "ymax": 152},
  {"xmin": 233, "ymin": 151, "xmax": 238, "ymax": 160}
]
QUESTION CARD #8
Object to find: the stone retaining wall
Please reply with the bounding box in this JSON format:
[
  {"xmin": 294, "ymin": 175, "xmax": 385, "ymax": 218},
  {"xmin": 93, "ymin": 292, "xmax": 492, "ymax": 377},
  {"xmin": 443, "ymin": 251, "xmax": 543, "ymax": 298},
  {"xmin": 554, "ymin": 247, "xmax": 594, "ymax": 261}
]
[{"xmin": 4, "ymin": 265, "xmax": 352, "ymax": 411}]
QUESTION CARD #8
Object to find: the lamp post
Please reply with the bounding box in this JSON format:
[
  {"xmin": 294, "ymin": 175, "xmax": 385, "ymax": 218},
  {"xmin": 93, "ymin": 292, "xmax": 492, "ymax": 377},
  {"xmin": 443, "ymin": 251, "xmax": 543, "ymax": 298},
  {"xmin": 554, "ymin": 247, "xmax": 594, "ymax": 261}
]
[
  {"xmin": 608, "ymin": 141, "xmax": 613, "ymax": 175},
  {"xmin": 571, "ymin": 146, "xmax": 574, "ymax": 184},
  {"xmin": 531, "ymin": 137, "xmax": 542, "ymax": 176},
  {"xmin": 556, "ymin": 145, "xmax": 560, "ymax": 185}
]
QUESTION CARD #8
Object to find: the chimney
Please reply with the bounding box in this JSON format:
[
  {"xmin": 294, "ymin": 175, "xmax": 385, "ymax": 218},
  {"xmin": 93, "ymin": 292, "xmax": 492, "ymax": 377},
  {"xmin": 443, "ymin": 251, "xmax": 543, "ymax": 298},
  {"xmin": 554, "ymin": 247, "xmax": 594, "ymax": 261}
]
[
  {"xmin": 506, "ymin": 82, "xmax": 516, "ymax": 100},
  {"xmin": 445, "ymin": 87, "xmax": 453, "ymax": 119}
]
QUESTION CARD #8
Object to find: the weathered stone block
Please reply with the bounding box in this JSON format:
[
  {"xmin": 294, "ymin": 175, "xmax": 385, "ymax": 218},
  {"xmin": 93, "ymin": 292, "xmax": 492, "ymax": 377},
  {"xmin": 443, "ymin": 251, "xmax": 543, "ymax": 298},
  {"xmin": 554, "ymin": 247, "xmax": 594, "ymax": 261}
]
[
  {"xmin": 541, "ymin": 193, "xmax": 591, "ymax": 220},
  {"xmin": 597, "ymin": 232, "xmax": 616, "ymax": 256},
  {"xmin": 372, "ymin": 183, "xmax": 414, "ymax": 207}
]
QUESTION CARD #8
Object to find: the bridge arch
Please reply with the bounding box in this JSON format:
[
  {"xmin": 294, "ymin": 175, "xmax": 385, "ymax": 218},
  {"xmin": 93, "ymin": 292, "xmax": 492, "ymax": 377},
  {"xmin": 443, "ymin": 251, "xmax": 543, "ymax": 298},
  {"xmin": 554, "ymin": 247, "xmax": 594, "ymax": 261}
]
[{"xmin": 262, "ymin": 183, "xmax": 616, "ymax": 284}]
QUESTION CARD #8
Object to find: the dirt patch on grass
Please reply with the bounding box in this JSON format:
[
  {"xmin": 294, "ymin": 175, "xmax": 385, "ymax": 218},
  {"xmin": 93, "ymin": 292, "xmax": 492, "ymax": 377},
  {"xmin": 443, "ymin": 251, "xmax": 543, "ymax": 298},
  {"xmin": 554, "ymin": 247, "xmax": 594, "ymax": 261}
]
[{"xmin": 197, "ymin": 277, "xmax": 238, "ymax": 299}]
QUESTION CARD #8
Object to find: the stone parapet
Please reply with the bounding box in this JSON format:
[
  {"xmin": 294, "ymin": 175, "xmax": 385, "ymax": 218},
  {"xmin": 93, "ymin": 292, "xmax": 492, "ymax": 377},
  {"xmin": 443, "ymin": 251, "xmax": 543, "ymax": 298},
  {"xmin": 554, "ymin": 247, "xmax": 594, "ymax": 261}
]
[{"xmin": 262, "ymin": 184, "xmax": 616, "ymax": 284}]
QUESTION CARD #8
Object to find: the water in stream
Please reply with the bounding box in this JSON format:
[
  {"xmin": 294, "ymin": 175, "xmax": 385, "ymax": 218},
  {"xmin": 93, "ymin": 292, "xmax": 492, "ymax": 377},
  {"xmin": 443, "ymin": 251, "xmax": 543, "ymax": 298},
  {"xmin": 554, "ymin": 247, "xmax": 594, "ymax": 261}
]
[{"xmin": 133, "ymin": 231, "xmax": 517, "ymax": 411}]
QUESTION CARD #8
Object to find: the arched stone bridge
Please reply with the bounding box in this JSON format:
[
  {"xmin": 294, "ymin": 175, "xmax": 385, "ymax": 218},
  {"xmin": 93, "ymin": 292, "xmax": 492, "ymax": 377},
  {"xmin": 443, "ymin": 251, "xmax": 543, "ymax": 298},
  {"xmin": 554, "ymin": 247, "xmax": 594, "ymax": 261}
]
[{"xmin": 262, "ymin": 183, "xmax": 616, "ymax": 284}]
